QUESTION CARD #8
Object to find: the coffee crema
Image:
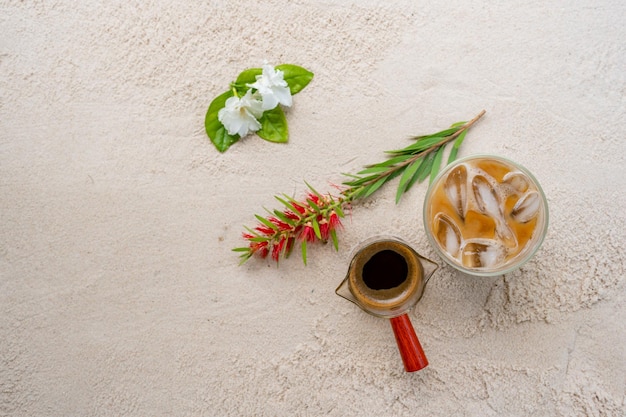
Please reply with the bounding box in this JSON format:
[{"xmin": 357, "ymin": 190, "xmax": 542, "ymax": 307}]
[{"xmin": 347, "ymin": 240, "xmax": 423, "ymax": 314}]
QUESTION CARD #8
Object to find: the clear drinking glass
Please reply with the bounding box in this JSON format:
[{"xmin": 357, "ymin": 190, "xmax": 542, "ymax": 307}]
[{"xmin": 423, "ymin": 155, "xmax": 548, "ymax": 276}]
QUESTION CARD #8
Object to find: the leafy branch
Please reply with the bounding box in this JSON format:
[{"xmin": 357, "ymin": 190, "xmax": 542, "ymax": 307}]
[{"xmin": 234, "ymin": 110, "xmax": 486, "ymax": 264}]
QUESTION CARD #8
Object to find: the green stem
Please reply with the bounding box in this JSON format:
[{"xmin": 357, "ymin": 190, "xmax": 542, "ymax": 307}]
[
  {"xmin": 348, "ymin": 110, "xmax": 486, "ymax": 191},
  {"xmin": 230, "ymin": 84, "xmax": 239, "ymax": 98}
]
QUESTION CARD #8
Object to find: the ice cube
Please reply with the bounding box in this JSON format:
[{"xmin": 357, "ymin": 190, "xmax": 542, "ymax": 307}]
[
  {"xmin": 444, "ymin": 164, "xmax": 468, "ymax": 220},
  {"xmin": 472, "ymin": 175, "xmax": 501, "ymax": 218},
  {"xmin": 461, "ymin": 239, "xmax": 506, "ymax": 269},
  {"xmin": 472, "ymin": 175, "xmax": 517, "ymax": 248},
  {"xmin": 502, "ymin": 172, "xmax": 529, "ymax": 194},
  {"xmin": 434, "ymin": 213, "xmax": 462, "ymax": 257},
  {"xmin": 511, "ymin": 191, "xmax": 541, "ymax": 223}
]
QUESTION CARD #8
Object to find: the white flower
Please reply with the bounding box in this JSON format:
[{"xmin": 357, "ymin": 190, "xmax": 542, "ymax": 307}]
[
  {"xmin": 248, "ymin": 63, "xmax": 293, "ymax": 111},
  {"xmin": 218, "ymin": 89, "xmax": 264, "ymax": 137}
]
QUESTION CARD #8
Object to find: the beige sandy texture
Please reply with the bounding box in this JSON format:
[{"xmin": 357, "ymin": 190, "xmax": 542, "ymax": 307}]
[{"xmin": 1, "ymin": 0, "xmax": 625, "ymax": 416}]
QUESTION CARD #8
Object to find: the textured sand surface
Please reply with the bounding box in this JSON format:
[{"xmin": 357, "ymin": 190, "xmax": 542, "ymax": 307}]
[{"xmin": 1, "ymin": 0, "xmax": 625, "ymax": 416}]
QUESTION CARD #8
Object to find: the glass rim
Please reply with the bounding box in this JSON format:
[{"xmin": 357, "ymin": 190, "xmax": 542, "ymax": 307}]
[{"xmin": 423, "ymin": 154, "xmax": 549, "ymax": 277}]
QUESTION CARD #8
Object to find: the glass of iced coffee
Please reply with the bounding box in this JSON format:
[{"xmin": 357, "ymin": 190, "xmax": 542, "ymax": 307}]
[{"xmin": 423, "ymin": 155, "xmax": 548, "ymax": 276}]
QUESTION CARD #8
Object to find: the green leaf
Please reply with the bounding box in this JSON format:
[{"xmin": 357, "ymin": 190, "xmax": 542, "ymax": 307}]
[
  {"xmin": 275, "ymin": 196, "xmax": 302, "ymax": 217},
  {"xmin": 366, "ymin": 154, "xmax": 413, "ymax": 168},
  {"xmin": 255, "ymin": 214, "xmax": 278, "ymax": 231},
  {"xmin": 304, "ymin": 181, "xmax": 323, "ymax": 199},
  {"xmin": 429, "ymin": 145, "xmax": 446, "ymax": 185},
  {"xmin": 311, "ymin": 218, "xmax": 322, "ymax": 239},
  {"xmin": 235, "ymin": 68, "xmax": 262, "ymax": 88},
  {"xmin": 334, "ymin": 204, "xmax": 345, "ymax": 218},
  {"xmin": 307, "ymin": 198, "xmax": 321, "ymax": 213},
  {"xmin": 396, "ymin": 159, "xmax": 422, "ymax": 203},
  {"xmin": 417, "ymin": 152, "xmax": 435, "ymax": 183},
  {"xmin": 257, "ymin": 106, "xmax": 289, "ymax": 143},
  {"xmin": 276, "ymin": 64, "xmax": 314, "ymax": 94},
  {"xmin": 301, "ymin": 240, "xmax": 307, "ymax": 265},
  {"xmin": 386, "ymin": 136, "xmax": 444, "ymax": 155},
  {"xmin": 205, "ymin": 90, "xmax": 239, "ymax": 152},
  {"xmin": 237, "ymin": 252, "xmax": 253, "ymax": 265},
  {"xmin": 357, "ymin": 166, "xmax": 391, "ymax": 175},
  {"xmin": 232, "ymin": 247, "xmax": 251, "ymax": 252},
  {"xmin": 272, "ymin": 209, "xmax": 296, "ymax": 226},
  {"xmin": 447, "ymin": 129, "xmax": 468, "ymax": 164},
  {"xmin": 284, "ymin": 238, "xmax": 295, "ymax": 258},
  {"xmin": 404, "ymin": 158, "xmax": 425, "ymax": 193},
  {"xmin": 330, "ymin": 229, "xmax": 339, "ymax": 251},
  {"xmin": 361, "ymin": 177, "xmax": 388, "ymax": 199},
  {"xmin": 414, "ymin": 127, "xmax": 460, "ymax": 140}
]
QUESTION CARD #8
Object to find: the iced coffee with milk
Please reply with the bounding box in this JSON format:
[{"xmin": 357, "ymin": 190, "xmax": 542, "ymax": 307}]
[{"xmin": 424, "ymin": 155, "xmax": 548, "ymax": 276}]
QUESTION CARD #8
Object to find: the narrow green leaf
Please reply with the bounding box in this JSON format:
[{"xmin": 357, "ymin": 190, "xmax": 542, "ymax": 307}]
[
  {"xmin": 244, "ymin": 226, "xmax": 261, "ymax": 237},
  {"xmin": 429, "ymin": 146, "xmax": 446, "ymax": 185},
  {"xmin": 361, "ymin": 177, "xmax": 388, "ymax": 199},
  {"xmin": 386, "ymin": 135, "xmax": 445, "ymax": 155},
  {"xmin": 301, "ymin": 240, "xmax": 307, "ymax": 265},
  {"xmin": 304, "ymin": 181, "xmax": 323, "ymax": 199},
  {"xmin": 450, "ymin": 121, "xmax": 466, "ymax": 128},
  {"xmin": 366, "ymin": 154, "xmax": 413, "ymax": 168},
  {"xmin": 255, "ymin": 214, "xmax": 278, "ymax": 231},
  {"xmin": 205, "ymin": 90, "xmax": 239, "ymax": 152},
  {"xmin": 343, "ymin": 173, "xmax": 380, "ymax": 187},
  {"xmin": 276, "ymin": 64, "xmax": 314, "ymax": 94},
  {"xmin": 311, "ymin": 218, "xmax": 322, "ymax": 239},
  {"xmin": 447, "ymin": 129, "xmax": 468, "ymax": 164},
  {"xmin": 417, "ymin": 127, "xmax": 460, "ymax": 139},
  {"xmin": 357, "ymin": 166, "xmax": 391, "ymax": 175},
  {"xmin": 238, "ymin": 252, "xmax": 253, "ymax": 265},
  {"xmin": 334, "ymin": 204, "xmax": 345, "ymax": 218},
  {"xmin": 272, "ymin": 209, "xmax": 296, "ymax": 226},
  {"xmin": 285, "ymin": 238, "xmax": 295, "ymax": 258},
  {"xmin": 246, "ymin": 236, "xmax": 270, "ymax": 243},
  {"xmin": 307, "ymin": 198, "xmax": 320, "ymax": 213},
  {"xmin": 232, "ymin": 247, "xmax": 251, "ymax": 252},
  {"xmin": 275, "ymin": 196, "xmax": 302, "ymax": 217},
  {"xmin": 396, "ymin": 159, "xmax": 422, "ymax": 203},
  {"xmin": 417, "ymin": 152, "xmax": 435, "ymax": 183},
  {"xmin": 330, "ymin": 229, "xmax": 339, "ymax": 251},
  {"xmin": 257, "ymin": 106, "xmax": 289, "ymax": 143},
  {"xmin": 403, "ymin": 157, "xmax": 425, "ymax": 193}
]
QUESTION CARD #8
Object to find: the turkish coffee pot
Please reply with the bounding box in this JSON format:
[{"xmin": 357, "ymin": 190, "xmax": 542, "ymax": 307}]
[{"xmin": 336, "ymin": 237, "xmax": 438, "ymax": 372}]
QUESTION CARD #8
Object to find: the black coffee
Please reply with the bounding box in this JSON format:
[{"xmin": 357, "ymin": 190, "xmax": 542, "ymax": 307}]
[{"xmin": 362, "ymin": 250, "xmax": 408, "ymax": 290}]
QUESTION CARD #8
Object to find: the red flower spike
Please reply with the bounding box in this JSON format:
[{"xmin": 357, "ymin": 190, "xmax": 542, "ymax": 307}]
[
  {"xmin": 250, "ymin": 241, "xmax": 269, "ymax": 258},
  {"xmin": 255, "ymin": 225, "xmax": 275, "ymax": 236},
  {"xmin": 272, "ymin": 237, "xmax": 287, "ymax": 261},
  {"xmin": 328, "ymin": 212, "xmax": 342, "ymax": 229},
  {"xmin": 269, "ymin": 217, "xmax": 291, "ymax": 231},
  {"xmin": 284, "ymin": 211, "xmax": 300, "ymax": 221},
  {"xmin": 285, "ymin": 237, "xmax": 295, "ymax": 256},
  {"xmin": 242, "ymin": 233, "xmax": 255, "ymax": 239},
  {"xmin": 300, "ymin": 224, "xmax": 316, "ymax": 242},
  {"xmin": 319, "ymin": 221, "xmax": 330, "ymax": 241},
  {"xmin": 307, "ymin": 193, "xmax": 321, "ymax": 205},
  {"xmin": 292, "ymin": 203, "xmax": 307, "ymax": 215}
]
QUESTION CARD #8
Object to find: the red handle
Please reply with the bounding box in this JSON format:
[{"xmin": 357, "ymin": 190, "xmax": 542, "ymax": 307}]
[{"xmin": 389, "ymin": 314, "xmax": 428, "ymax": 372}]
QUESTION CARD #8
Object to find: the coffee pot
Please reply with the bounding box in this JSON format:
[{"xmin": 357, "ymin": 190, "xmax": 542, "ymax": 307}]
[{"xmin": 336, "ymin": 237, "xmax": 438, "ymax": 372}]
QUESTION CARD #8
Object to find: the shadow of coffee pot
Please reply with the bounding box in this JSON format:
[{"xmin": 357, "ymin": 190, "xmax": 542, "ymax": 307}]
[{"xmin": 336, "ymin": 238, "xmax": 438, "ymax": 372}]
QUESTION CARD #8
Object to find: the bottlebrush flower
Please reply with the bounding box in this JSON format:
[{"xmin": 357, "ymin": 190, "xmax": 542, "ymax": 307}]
[
  {"xmin": 233, "ymin": 185, "xmax": 345, "ymax": 265},
  {"xmin": 248, "ymin": 63, "xmax": 293, "ymax": 111},
  {"xmin": 217, "ymin": 89, "xmax": 264, "ymax": 137}
]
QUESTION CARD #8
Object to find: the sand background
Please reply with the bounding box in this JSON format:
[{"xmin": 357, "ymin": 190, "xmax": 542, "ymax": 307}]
[{"xmin": 1, "ymin": 0, "xmax": 625, "ymax": 416}]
